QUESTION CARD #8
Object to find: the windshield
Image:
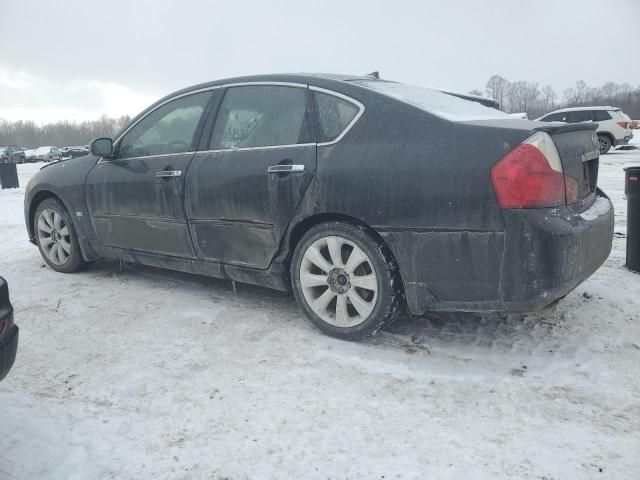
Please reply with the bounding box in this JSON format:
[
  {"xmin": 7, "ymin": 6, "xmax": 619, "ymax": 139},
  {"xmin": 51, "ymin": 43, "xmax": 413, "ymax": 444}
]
[{"xmin": 354, "ymin": 80, "xmax": 512, "ymax": 122}]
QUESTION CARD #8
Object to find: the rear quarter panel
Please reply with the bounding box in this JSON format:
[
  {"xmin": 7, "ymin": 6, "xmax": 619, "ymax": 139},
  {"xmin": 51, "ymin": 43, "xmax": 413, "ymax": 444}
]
[{"xmin": 292, "ymin": 83, "xmax": 537, "ymax": 304}]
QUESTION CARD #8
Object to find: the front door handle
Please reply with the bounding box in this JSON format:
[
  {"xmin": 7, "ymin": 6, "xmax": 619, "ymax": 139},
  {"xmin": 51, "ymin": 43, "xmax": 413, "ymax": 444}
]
[
  {"xmin": 267, "ymin": 164, "xmax": 305, "ymax": 174},
  {"xmin": 156, "ymin": 170, "xmax": 182, "ymax": 178}
]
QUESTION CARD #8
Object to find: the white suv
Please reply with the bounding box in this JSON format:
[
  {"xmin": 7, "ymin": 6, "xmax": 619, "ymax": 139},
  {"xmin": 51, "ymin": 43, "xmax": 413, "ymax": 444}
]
[{"xmin": 537, "ymin": 106, "xmax": 633, "ymax": 154}]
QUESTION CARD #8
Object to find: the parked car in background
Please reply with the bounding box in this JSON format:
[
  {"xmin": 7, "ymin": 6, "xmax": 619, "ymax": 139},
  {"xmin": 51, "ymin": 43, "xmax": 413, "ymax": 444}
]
[
  {"xmin": 0, "ymin": 146, "xmax": 27, "ymax": 163},
  {"xmin": 0, "ymin": 276, "xmax": 18, "ymax": 381},
  {"xmin": 537, "ymin": 106, "xmax": 633, "ymax": 154},
  {"xmin": 23, "ymin": 149, "xmax": 37, "ymax": 162},
  {"xmin": 31, "ymin": 146, "xmax": 62, "ymax": 162},
  {"xmin": 24, "ymin": 73, "xmax": 613, "ymax": 340},
  {"xmin": 60, "ymin": 146, "xmax": 90, "ymax": 160}
]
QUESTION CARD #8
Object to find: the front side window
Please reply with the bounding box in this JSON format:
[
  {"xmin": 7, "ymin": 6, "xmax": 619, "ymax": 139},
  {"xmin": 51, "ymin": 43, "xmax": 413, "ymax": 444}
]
[
  {"xmin": 313, "ymin": 91, "xmax": 360, "ymax": 142},
  {"xmin": 541, "ymin": 113, "xmax": 562, "ymax": 122},
  {"xmin": 118, "ymin": 91, "xmax": 211, "ymax": 159},
  {"xmin": 210, "ymin": 86, "xmax": 311, "ymax": 149}
]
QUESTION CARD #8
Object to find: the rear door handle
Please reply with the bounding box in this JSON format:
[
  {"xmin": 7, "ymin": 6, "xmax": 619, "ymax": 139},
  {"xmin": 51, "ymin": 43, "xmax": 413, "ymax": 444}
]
[
  {"xmin": 156, "ymin": 170, "xmax": 182, "ymax": 178},
  {"xmin": 267, "ymin": 164, "xmax": 305, "ymax": 173}
]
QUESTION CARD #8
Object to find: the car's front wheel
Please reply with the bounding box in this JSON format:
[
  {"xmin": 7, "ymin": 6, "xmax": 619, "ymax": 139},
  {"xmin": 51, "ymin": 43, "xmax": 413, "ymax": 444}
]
[
  {"xmin": 291, "ymin": 222, "xmax": 403, "ymax": 340},
  {"xmin": 598, "ymin": 134, "xmax": 612, "ymax": 154},
  {"xmin": 34, "ymin": 198, "xmax": 86, "ymax": 273}
]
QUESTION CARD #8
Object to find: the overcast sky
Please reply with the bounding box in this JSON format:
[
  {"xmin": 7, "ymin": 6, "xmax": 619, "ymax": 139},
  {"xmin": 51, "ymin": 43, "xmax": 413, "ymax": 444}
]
[{"xmin": 1, "ymin": 0, "xmax": 639, "ymax": 123}]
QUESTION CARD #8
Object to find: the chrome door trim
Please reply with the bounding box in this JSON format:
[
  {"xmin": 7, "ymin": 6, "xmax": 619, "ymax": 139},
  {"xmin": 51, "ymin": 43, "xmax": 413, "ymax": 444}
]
[{"xmin": 267, "ymin": 164, "xmax": 305, "ymax": 173}]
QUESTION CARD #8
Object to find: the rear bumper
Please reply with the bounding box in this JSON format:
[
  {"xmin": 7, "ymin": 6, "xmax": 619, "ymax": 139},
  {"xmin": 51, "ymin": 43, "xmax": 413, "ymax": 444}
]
[
  {"xmin": 0, "ymin": 324, "xmax": 18, "ymax": 382},
  {"xmin": 617, "ymin": 135, "xmax": 632, "ymax": 146},
  {"xmin": 385, "ymin": 195, "xmax": 614, "ymax": 315}
]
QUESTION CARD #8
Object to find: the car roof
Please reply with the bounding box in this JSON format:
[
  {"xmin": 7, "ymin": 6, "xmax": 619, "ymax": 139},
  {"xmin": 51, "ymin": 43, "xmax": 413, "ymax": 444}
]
[{"xmin": 546, "ymin": 106, "xmax": 621, "ymax": 114}]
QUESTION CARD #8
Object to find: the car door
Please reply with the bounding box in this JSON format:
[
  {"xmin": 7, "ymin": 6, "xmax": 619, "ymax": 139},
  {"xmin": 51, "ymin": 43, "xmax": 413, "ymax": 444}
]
[
  {"xmin": 186, "ymin": 84, "xmax": 316, "ymax": 269},
  {"xmin": 85, "ymin": 90, "xmax": 213, "ymax": 257}
]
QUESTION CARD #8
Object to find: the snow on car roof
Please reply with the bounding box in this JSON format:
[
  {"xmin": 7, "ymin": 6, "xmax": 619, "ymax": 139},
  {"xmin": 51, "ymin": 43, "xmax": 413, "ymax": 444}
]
[
  {"xmin": 354, "ymin": 80, "xmax": 511, "ymax": 122},
  {"xmin": 549, "ymin": 106, "xmax": 621, "ymax": 113}
]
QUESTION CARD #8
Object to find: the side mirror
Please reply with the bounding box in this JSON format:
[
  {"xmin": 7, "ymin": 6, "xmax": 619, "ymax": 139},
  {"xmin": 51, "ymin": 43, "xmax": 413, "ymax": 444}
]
[{"xmin": 90, "ymin": 137, "xmax": 114, "ymax": 157}]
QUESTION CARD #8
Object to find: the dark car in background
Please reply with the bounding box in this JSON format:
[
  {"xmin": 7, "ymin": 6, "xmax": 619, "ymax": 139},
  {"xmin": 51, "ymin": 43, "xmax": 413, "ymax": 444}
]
[
  {"xmin": 0, "ymin": 146, "xmax": 26, "ymax": 164},
  {"xmin": 23, "ymin": 73, "xmax": 614, "ymax": 340},
  {"xmin": 0, "ymin": 277, "xmax": 18, "ymax": 381}
]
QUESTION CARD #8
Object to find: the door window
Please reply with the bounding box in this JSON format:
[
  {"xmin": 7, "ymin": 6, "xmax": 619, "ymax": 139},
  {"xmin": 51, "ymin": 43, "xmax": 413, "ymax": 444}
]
[
  {"xmin": 541, "ymin": 113, "xmax": 562, "ymax": 122},
  {"xmin": 591, "ymin": 110, "xmax": 612, "ymax": 122},
  {"xmin": 209, "ymin": 86, "xmax": 311, "ymax": 149},
  {"xmin": 313, "ymin": 91, "xmax": 360, "ymax": 142},
  {"xmin": 118, "ymin": 91, "xmax": 211, "ymax": 159},
  {"xmin": 563, "ymin": 110, "xmax": 591, "ymax": 123}
]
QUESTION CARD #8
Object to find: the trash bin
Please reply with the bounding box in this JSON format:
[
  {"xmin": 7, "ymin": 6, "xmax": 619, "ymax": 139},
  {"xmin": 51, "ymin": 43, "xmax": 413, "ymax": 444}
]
[
  {"xmin": 625, "ymin": 166, "xmax": 640, "ymax": 273},
  {"xmin": 0, "ymin": 163, "xmax": 19, "ymax": 189}
]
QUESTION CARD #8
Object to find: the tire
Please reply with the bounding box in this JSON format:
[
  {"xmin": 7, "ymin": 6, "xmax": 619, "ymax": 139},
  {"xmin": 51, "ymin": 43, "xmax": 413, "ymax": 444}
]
[
  {"xmin": 291, "ymin": 221, "xmax": 403, "ymax": 340},
  {"xmin": 34, "ymin": 198, "xmax": 86, "ymax": 273},
  {"xmin": 598, "ymin": 134, "xmax": 612, "ymax": 155}
]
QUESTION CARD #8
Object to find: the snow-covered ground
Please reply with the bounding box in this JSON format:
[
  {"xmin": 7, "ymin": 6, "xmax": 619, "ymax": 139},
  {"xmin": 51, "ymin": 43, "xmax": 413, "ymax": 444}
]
[{"xmin": 1, "ymin": 139, "xmax": 639, "ymax": 479}]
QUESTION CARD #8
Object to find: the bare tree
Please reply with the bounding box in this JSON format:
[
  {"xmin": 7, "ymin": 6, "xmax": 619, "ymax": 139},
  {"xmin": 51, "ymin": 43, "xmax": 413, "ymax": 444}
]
[
  {"xmin": 541, "ymin": 85, "xmax": 557, "ymax": 113},
  {"xmin": 0, "ymin": 115, "xmax": 131, "ymax": 148},
  {"xmin": 485, "ymin": 75, "xmax": 509, "ymax": 109}
]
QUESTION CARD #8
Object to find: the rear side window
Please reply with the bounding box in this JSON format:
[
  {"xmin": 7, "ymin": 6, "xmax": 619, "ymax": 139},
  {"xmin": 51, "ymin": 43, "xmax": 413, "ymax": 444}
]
[
  {"xmin": 313, "ymin": 92, "xmax": 360, "ymax": 142},
  {"xmin": 564, "ymin": 110, "xmax": 591, "ymax": 123},
  {"xmin": 591, "ymin": 110, "xmax": 612, "ymax": 121},
  {"xmin": 210, "ymin": 86, "xmax": 311, "ymax": 149}
]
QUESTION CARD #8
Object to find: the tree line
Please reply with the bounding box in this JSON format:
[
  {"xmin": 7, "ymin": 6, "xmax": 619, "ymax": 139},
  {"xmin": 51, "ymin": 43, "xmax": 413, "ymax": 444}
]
[
  {"xmin": 0, "ymin": 115, "xmax": 131, "ymax": 148},
  {"xmin": 470, "ymin": 77, "xmax": 640, "ymax": 119},
  {"xmin": 2, "ymin": 77, "xmax": 639, "ymax": 148}
]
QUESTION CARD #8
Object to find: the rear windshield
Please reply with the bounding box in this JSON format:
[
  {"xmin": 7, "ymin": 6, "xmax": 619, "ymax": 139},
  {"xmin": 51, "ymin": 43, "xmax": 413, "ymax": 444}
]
[{"xmin": 354, "ymin": 80, "xmax": 512, "ymax": 122}]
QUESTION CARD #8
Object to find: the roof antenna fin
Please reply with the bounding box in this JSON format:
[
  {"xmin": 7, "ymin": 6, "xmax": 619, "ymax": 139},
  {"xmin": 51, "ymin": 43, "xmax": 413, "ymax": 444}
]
[{"xmin": 367, "ymin": 71, "xmax": 380, "ymax": 80}]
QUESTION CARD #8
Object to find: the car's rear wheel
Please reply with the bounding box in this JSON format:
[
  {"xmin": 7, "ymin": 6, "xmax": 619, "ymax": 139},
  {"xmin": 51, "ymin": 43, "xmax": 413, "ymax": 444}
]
[
  {"xmin": 598, "ymin": 134, "xmax": 612, "ymax": 154},
  {"xmin": 34, "ymin": 198, "xmax": 86, "ymax": 273},
  {"xmin": 291, "ymin": 222, "xmax": 403, "ymax": 340}
]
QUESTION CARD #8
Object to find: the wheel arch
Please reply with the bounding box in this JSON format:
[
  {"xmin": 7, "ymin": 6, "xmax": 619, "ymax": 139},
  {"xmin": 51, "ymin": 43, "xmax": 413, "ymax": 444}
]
[
  {"xmin": 27, "ymin": 190, "xmax": 68, "ymax": 241},
  {"xmin": 598, "ymin": 131, "xmax": 615, "ymax": 146},
  {"xmin": 284, "ymin": 212, "xmax": 406, "ymax": 295}
]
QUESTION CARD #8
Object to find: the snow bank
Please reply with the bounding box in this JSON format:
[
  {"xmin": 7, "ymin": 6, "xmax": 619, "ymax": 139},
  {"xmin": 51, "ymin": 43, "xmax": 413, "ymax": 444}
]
[{"xmin": 1, "ymin": 153, "xmax": 640, "ymax": 479}]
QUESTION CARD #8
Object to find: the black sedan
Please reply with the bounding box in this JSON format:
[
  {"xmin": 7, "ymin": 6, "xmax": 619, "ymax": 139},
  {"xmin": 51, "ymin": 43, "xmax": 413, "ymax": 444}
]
[
  {"xmin": 0, "ymin": 277, "xmax": 18, "ymax": 381},
  {"xmin": 23, "ymin": 73, "xmax": 614, "ymax": 340}
]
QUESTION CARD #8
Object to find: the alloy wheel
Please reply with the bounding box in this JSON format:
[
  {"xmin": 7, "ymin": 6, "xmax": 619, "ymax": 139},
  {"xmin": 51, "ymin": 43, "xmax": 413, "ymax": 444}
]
[
  {"xmin": 37, "ymin": 208, "xmax": 71, "ymax": 265},
  {"xmin": 299, "ymin": 235, "xmax": 378, "ymax": 327}
]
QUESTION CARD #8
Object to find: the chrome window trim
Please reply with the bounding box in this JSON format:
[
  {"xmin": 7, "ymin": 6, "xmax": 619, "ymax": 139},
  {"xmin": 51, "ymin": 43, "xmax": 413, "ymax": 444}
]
[
  {"xmin": 100, "ymin": 81, "xmax": 363, "ymax": 163},
  {"xmin": 113, "ymin": 81, "xmax": 307, "ymax": 145},
  {"xmin": 98, "ymin": 151, "xmax": 198, "ymax": 163},
  {"xmin": 310, "ymin": 86, "xmax": 365, "ymax": 146},
  {"xmin": 195, "ymin": 143, "xmax": 316, "ymax": 155},
  {"xmin": 101, "ymin": 81, "xmax": 309, "ymax": 163}
]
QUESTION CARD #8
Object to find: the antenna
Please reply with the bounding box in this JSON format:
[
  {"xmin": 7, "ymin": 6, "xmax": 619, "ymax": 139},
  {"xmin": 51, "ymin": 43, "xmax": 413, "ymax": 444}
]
[{"xmin": 366, "ymin": 71, "xmax": 380, "ymax": 80}]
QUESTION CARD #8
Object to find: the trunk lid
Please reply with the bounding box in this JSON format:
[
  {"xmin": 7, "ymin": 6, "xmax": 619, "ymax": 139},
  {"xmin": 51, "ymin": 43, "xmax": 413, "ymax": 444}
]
[{"xmin": 534, "ymin": 122, "xmax": 599, "ymax": 211}]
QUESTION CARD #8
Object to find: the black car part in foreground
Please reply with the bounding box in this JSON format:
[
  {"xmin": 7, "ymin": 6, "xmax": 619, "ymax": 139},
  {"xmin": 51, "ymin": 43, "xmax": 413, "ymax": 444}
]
[
  {"xmin": 0, "ymin": 277, "xmax": 18, "ymax": 381},
  {"xmin": 23, "ymin": 73, "xmax": 614, "ymax": 340}
]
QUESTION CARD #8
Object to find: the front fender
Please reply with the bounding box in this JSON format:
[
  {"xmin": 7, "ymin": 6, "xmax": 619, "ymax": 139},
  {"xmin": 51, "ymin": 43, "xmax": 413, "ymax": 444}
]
[{"xmin": 24, "ymin": 155, "xmax": 100, "ymax": 244}]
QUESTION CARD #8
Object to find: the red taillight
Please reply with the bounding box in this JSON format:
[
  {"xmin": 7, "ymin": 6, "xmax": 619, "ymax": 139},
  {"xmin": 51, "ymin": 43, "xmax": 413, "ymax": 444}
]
[
  {"xmin": 617, "ymin": 121, "xmax": 628, "ymax": 129},
  {"xmin": 491, "ymin": 132, "xmax": 577, "ymax": 208}
]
